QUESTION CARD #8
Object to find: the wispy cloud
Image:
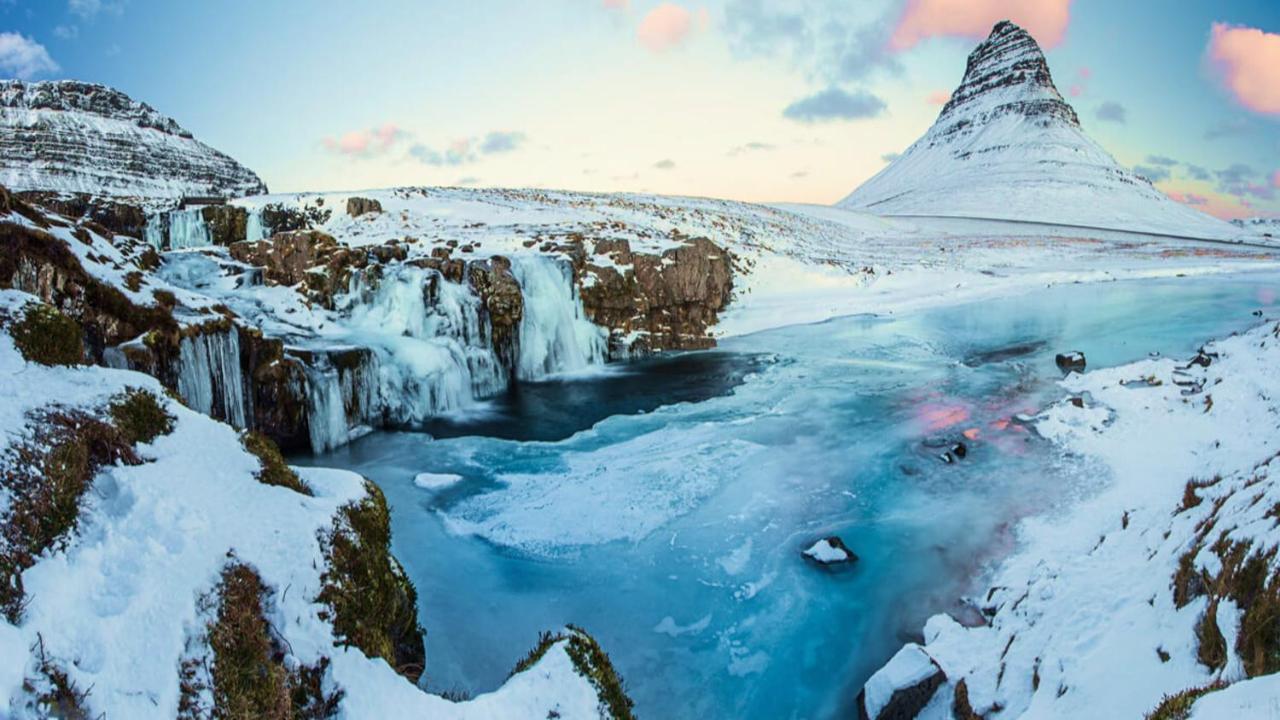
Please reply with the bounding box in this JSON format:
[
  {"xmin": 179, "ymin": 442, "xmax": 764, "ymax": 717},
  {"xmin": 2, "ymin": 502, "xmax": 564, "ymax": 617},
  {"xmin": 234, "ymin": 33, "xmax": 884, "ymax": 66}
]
[
  {"xmin": 637, "ymin": 3, "xmax": 709, "ymax": 53},
  {"xmin": 1132, "ymin": 164, "xmax": 1171, "ymax": 183},
  {"xmin": 52, "ymin": 25, "xmax": 78, "ymax": 41},
  {"xmin": 477, "ymin": 131, "xmax": 526, "ymax": 154},
  {"xmin": 926, "ymin": 90, "xmax": 950, "ymax": 106},
  {"xmin": 881, "ymin": 152, "xmax": 901, "ymax": 163},
  {"xmin": 1095, "ymin": 101, "xmax": 1126, "ymax": 124},
  {"xmin": 653, "ymin": 159, "xmax": 676, "ymax": 170},
  {"xmin": 783, "ymin": 87, "xmax": 885, "ymax": 122},
  {"xmin": 889, "ymin": 0, "xmax": 1073, "ymax": 51},
  {"xmin": 322, "ymin": 123, "xmax": 407, "ymax": 157},
  {"xmin": 727, "ymin": 141, "xmax": 774, "ymax": 156},
  {"xmin": 409, "ymin": 130, "xmax": 530, "ymax": 167},
  {"xmin": 1146, "ymin": 155, "xmax": 1178, "ymax": 167},
  {"xmin": 68, "ymin": 0, "xmax": 124, "ymax": 20},
  {"xmin": 1207, "ymin": 23, "xmax": 1280, "ymax": 115},
  {"xmin": 0, "ymin": 33, "xmax": 59, "ymax": 79}
]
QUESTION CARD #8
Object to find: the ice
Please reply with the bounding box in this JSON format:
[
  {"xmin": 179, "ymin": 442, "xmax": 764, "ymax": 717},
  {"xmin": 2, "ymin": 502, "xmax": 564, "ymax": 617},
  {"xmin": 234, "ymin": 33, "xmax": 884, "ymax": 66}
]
[
  {"xmin": 414, "ymin": 472, "xmax": 464, "ymax": 490},
  {"xmin": 803, "ymin": 539, "xmax": 851, "ymax": 564},
  {"xmin": 166, "ymin": 208, "xmax": 211, "ymax": 250},
  {"xmin": 510, "ymin": 256, "xmax": 607, "ymax": 380},
  {"xmin": 176, "ymin": 327, "xmax": 248, "ymax": 428}
]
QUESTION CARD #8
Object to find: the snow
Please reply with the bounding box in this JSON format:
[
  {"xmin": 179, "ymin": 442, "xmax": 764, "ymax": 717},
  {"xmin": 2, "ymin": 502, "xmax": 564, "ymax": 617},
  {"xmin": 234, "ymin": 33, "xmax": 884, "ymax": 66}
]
[
  {"xmin": 414, "ymin": 472, "xmax": 463, "ymax": 491},
  {"xmin": 803, "ymin": 539, "xmax": 851, "ymax": 564},
  {"xmin": 885, "ymin": 317, "xmax": 1280, "ymax": 718},
  {"xmin": 1190, "ymin": 674, "xmax": 1280, "ymax": 718},
  {"xmin": 861, "ymin": 644, "xmax": 940, "ymax": 720},
  {"xmin": 0, "ymin": 288, "xmax": 619, "ymax": 719}
]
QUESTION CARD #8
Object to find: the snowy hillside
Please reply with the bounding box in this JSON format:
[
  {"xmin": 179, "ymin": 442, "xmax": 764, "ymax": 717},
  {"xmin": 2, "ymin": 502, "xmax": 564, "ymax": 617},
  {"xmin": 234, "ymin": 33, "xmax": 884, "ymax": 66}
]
[
  {"xmin": 839, "ymin": 22, "xmax": 1234, "ymax": 240},
  {"xmin": 0, "ymin": 80, "xmax": 266, "ymax": 200}
]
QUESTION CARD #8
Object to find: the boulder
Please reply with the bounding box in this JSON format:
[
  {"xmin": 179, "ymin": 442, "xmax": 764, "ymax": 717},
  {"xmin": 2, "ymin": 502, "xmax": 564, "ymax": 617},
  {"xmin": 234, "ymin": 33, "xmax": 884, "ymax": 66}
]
[
  {"xmin": 200, "ymin": 204, "xmax": 249, "ymax": 246},
  {"xmin": 857, "ymin": 644, "xmax": 946, "ymax": 720},
  {"xmin": 346, "ymin": 196, "xmax": 383, "ymax": 217},
  {"xmin": 803, "ymin": 536, "xmax": 858, "ymax": 566},
  {"xmin": 1055, "ymin": 351, "xmax": 1086, "ymax": 373}
]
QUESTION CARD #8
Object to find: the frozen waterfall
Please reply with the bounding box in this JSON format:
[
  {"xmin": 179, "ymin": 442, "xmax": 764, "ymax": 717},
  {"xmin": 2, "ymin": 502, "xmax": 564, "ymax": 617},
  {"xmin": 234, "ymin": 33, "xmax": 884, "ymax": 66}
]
[
  {"xmin": 177, "ymin": 328, "xmax": 248, "ymax": 428},
  {"xmin": 511, "ymin": 256, "xmax": 608, "ymax": 380},
  {"xmin": 167, "ymin": 209, "xmax": 212, "ymax": 250}
]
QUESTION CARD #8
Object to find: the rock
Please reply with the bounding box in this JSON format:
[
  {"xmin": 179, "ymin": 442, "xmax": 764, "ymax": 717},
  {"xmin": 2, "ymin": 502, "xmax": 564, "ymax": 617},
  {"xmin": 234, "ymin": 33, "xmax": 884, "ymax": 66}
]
[
  {"xmin": 1055, "ymin": 351, "xmax": 1086, "ymax": 372},
  {"xmin": 258, "ymin": 202, "xmax": 331, "ymax": 236},
  {"xmin": 346, "ymin": 196, "xmax": 383, "ymax": 217},
  {"xmin": 574, "ymin": 235, "xmax": 733, "ymax": 356},
  {"xmin": 467, "ymin": 257, "xmax": 524, "ymax": 369},
  {"xmin": 857, "ymin": 644, "xmax": 946, "ymax": 720},
  {"xmin": 230, "ymin": 230, "xmax": 340, "ymax": 287},
  {"xmin": 200, "ymin": 204, "xmax": 248, "ymax": 246},
  {"xmin": 17, "ymin": 192, "xmax": 148, "ymax": 239},
  {"xmin": 803, "ymin": 536, "xmax": 858, "ymax": 566}
]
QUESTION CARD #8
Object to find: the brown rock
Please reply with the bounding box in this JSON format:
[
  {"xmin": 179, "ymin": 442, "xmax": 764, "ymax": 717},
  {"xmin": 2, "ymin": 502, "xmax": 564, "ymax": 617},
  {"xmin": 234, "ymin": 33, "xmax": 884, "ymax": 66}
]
[{"xmin": 346, "ymin": 196, "xmax": 383, "ymax": 217}]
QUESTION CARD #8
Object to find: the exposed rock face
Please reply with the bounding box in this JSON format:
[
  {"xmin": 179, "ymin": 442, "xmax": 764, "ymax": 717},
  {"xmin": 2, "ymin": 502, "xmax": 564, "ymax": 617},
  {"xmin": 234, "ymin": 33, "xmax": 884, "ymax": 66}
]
[
  {"xmin": 230, "ymin": 230, "xmax": 408, "ymax": 309},
  {"xmin": 573, "ymin": 236, "xmax": 733, "ymax": 355},
  {"xmin": 201, "ymin": 205, "xmax": 249, "ymax": 246},
  {"xmin": 0, "ymin": 80, "xmax": 266, "ymax": 199},
  {"xmin": 839, "ymin": 22, "xmax": 1233, "ymax": 238},
  {"xmin": 16, "ymin": 191, "xmax": 148, "ymax": 239},
  {"xmin": 259, "ymin": 202, "xmax": 331, "ymax": 237},
  {"xmin": 346, "ymin": 196, "xmax": 382, "ymax": 217},
  {"xmin": 467, "ymin": 256, "xmax": 524, "ymax": 369}
]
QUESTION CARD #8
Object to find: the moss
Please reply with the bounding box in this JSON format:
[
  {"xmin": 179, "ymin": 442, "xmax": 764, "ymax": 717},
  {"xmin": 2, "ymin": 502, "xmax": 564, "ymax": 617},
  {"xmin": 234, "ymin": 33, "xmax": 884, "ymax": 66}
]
[
  {"xmin": 564, "ymin": 626, "xmax": 636, "ymax": 720},
  {"xmin": 509, "ymin": 631, "xmax": 562, "ymax": 678},
  {"xmin": 1144, "ymin": 680, "xmax": 1228, "ymax": 720},
  {"xmin": 241, "ymin": 430, "xmax": 311, "ymax": 495},
  {"xmin": 317, "ymin": 480, "xmax": 426, "ymax": 683},
  {"xmin": 108, "ymin": 388, "xmax": 175, "ymax": 445},
  {"xmin": 1, "ymin": 408, "xmax": 140, "ymax": 622},
  {"xmin": 8, "ymin": 302, "xmax": 84, "ymax": 366}
]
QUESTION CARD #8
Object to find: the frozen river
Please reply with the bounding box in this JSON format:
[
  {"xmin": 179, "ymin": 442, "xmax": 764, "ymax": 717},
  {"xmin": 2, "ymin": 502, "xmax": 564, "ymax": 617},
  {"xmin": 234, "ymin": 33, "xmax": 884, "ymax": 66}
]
[{"xmin": 298, "ymin": 272, "xmax": 1279, "ymax": 719}]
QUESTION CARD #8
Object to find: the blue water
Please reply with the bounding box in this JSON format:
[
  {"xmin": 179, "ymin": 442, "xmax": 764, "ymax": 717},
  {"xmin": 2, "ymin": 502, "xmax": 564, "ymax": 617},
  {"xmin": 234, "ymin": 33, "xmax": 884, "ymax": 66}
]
[{"xmin": 298, "ymin": 273, "xmax": 1280, "ymax": 719}]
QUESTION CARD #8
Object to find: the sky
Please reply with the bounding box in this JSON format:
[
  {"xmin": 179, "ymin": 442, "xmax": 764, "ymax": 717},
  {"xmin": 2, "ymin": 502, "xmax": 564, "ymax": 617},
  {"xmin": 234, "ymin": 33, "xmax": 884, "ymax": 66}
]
[{"xmin": 0, "ymin": 0, "xmax": 1278, "ymax": 220}]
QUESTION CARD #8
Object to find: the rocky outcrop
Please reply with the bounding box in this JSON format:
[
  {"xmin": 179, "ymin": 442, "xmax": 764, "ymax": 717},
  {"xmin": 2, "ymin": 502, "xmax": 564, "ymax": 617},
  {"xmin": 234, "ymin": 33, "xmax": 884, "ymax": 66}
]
[
  {"xmin": 571, "ymin": 235, "xmax": 733, "ymax": 356},
  {"xmin": 16, "ymin": 191, "xmax": 148, "ymax": 239},
  {"xmin": 0, "ymin": 80, "xmax": 266, "ymax": 199},
  {"xmin": 230, "ymin": 230, "xmax": 406, "ymax": 309},
  {"xmin": 466, "ymin": 256, "xmax": 524, "ymax": 369},
  {"xmin": 259, "ymin": 201, "xmax": 332, "ymax": 237},
  {"xmin": 346, "ymin": 196, "xmax": 382, "ymax": 217},
  {"xmin": 201, "ymin": 205, "xmax": 249, "ymax": 246}
]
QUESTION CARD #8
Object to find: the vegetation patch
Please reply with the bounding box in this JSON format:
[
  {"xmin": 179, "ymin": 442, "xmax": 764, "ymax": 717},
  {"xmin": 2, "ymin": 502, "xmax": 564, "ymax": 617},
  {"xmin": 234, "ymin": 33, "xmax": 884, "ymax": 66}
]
[
  {"xmin": 240, "ymin": 430, "xmax": 311, "ymax": 495},
  {"xmin": 1144, "ymin": 680, "xmax": 1228, "ymax": 720},
  {"xmin": 564, "ymin": 625, "xmax": 636, "ymax": 720},
  {"xmin": 317, "ymin": 480, "xmax": 425, "ymax": 682},
  {"xmin": 6, "ymin": 302, "xmax": 84, "ymax": 366},
  {"xmin": 0, "ymin": 407, "xmax": 140, "ymax": 622},
  {"xmin": 20, "ymin": 635, "xmax": 94, "ymax": 720},
  {"xmin": 108, "ymin": 387, "xmax": 175, "ymax": 445},
  {"xmin": 509, "ymin": 630, "xmax": 561, "ymax": 678},
  {"xmin": 181, "ymin": 562, "xmax": 342, "ymax": 719}
]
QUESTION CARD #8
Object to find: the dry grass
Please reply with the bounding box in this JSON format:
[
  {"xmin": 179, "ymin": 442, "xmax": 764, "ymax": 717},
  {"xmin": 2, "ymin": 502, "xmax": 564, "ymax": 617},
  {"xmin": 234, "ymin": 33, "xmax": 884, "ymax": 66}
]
[{"xmin": 240, "ymin": 431, "xmax": 311, "ymax": 495}]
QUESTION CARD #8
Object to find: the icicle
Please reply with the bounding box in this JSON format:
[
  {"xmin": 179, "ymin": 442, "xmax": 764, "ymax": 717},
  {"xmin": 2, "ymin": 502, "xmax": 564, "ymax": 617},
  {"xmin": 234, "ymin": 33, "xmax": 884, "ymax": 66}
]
[
  {"xmin": 510, "ymin": 256, "xmax": 607, "ymax": 380},
  {"xmin": 245, "ymin": 208, "xmax": 268, "ymax": 241},
  {"xmin": 176, "ymin": 328, "xmax": 248, "ymax": 428},
  {"xmin": 167, "ymin": 209, "xmax": 212, "ymax": 250},
  {"xmin": 143, "ymin": 212, "xmax": 166, "ymax": 250}
]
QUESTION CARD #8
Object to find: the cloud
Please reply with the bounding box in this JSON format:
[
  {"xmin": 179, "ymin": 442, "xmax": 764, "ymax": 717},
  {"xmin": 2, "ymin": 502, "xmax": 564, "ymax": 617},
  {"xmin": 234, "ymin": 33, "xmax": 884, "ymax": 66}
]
[
  {"xmin": 1274, "ymin": 170, "xmax": 1280, "ymax": 189},
  {"xmin": 889, "ymin": 0, "xmax": 1073, "ymax": 52},
  {"xmin": 53, "ymin": 25, "xmax": 78, "ymax": 40},
  {"xmin": 653, "ymin": 159, "xmax": 676, "ymax": 170},
  {"xmin": 68, "ymin": 0, "xmax": 124, "ymax": 20},
  {"xmin": 723, "ymin": 1, "xmax": 902, "ymax": 85},
  {"xmin": 1146, "ymin": 155, "xmax": 1178, "ymax": 167},
  {"xmin": 926, "ymin": 90, "xmax": 951, "ymax": 105},
  {"xmin": 1214, "ymin": 163, "xmax": 1277, "ymax": 202},
  {"xmin": 1207, "ymin": 23, "xmax": 1280, "ymax": 115},
  {"xmin": 1132, "ymin": 165, "xmax": 1171, "ymax": 183},
  {"xmin": 1167, "ymin": 190, "xmax": 1209, "ymax": 206},
  {"xmin": 727, "ymin": 141, "xmax": 775, "ymax": 155},
  {"xmin": 455, "ymin": 177, "xmax": 480, "ymax": 186},
  {"xmin": 783, "ymin": 87, "xmax": 885, "ymax": 122},
  {"xmin": 881, "ymin": 152, "xmax": 901, "ymax": 163},
  {"xmin": 409, "ymin": 130, "xmax": 530, "ymax": 166},
  {"xmin": 1095, "ymin": 101, "xmax": 1126, "ymax": 124},
  {"xmin": 637, "ymin": 3, "xmax": 708, "ymax": 52},
  {"xmin": 478, "ymin": 131, "xmax": 526, "ymax": 154},
  {"xmin": 790, "ymin": 170, "xmax": 809, "ymax": 179},
  {"xmin": 1204, "ymin": 117, "xmax": 1256, "ymax": 140},
  {"xmin": 0, "ymin": 33, "xmax": 59, "ymax": 79},
  {"xmin": 602, "ymin": 0, "xmax": 629, "ymax": 9},
  {"xmin": 322, "ymin": 123, "xmax": 407, "ymax": 157},
  {"xmin": 1186, "ymin": 164, "xmax": 1211, "ymax": 181}
]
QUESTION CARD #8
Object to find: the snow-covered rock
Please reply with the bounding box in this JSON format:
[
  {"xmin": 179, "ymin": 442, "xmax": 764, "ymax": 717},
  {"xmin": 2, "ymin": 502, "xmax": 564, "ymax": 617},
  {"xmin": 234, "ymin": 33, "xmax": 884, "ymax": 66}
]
[
  {"xmin": 840, "ymin": 22, "xmax": 1234, "ymax": 240},
  {"xmin": 0, "ymin": 80, "xmax": 266, "ymax": 200},
  {"xmin": 857, "ymin": 644, "xmax": 946, "ymax": 720},
  {"xmin": 803, "ymin": 536, "xmax": 858, "ymax": 565},
  {"xmin": 414, "ymin": 472, "xmax": 463, "ymax": 491}
]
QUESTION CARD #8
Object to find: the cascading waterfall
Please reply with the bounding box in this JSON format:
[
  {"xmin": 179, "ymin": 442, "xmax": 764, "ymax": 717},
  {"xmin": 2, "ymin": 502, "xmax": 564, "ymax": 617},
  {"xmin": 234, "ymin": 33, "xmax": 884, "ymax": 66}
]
[
  {"xmin": 245, "ymin": 208, "xmax": 268, "ymax": 242},
  {"xmin": 510, "ymin": 256, "xmax": 608, "ymax": 379},
  {"xmin": 176, "ymin": 328, "xmax": 248, "ymax": 428},
  {"xmin": 166, "ymin": 209, "xmax": 212, "ymax": 250},
  {"xmin": 143, "ymin": 212, "xmax": 166, "ymax": 250},
  {"xmin": 297, "ymin": 254, "xmax": 608, "ymax": 451}
]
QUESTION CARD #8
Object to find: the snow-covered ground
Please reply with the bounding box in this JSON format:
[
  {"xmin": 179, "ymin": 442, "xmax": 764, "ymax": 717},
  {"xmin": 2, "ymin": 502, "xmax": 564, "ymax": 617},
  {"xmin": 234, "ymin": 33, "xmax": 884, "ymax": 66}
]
[{"xmin": 882, "ymin": 316, "xmax": 1280, "ymax": 718}]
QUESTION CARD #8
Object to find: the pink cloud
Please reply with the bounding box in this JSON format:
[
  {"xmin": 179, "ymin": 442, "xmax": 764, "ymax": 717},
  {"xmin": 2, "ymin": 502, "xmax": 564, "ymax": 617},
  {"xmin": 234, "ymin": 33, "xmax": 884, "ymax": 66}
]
[
  {"xmin": 1069, "ymin": 84, "xmax": 1083, "ymax": 97},
  {"xmin": 322, "ymin": 122, "xmax": 406, "ymax": 157},
  {"xmin": 926, "ymin": 90, "xmax": 951, "ymax": 105},
  {"xmin": 1208, "ymin": 23, "xmax": 1280, "ymax": 115},
  {"xmin": 603, "ymin": 0, "xmax": 628, "ymax": 9},
  {"xmin": 1272, "ymin": 170, "xmax": 1280, "ymax": 189},
  {"xmin": 637, "ymin": 3, "xmax": 705, "ymax": 52},
  {"xmin": 1077, "ymin": 66, "xmax": 1092, "ymax": 80},
  {"xmin": 889, "ymin": 0, "xmax": 1072, "ymax": 52},
  {"xmin": 1164, "ymin": 187, "xmax": 1257, "ymax": 221}
]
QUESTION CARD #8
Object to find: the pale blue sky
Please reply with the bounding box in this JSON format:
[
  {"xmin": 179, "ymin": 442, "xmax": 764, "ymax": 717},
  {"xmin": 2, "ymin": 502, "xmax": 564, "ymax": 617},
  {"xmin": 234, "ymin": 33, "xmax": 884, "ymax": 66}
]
[{"xmin": 1, "ymin": 0, "xmax": 1277, "ymax": 218}]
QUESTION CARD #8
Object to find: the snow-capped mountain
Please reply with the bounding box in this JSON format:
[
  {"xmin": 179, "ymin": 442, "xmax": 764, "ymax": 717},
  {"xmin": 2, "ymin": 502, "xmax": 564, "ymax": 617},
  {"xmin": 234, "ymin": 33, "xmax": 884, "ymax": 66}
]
[
  {"xmin": 0, "ymin": 80, "xmax": 266, "ymax": 200},
  {"xmin": 839, "ymin": 21, "xmax": 1234, "ymax": 240}
]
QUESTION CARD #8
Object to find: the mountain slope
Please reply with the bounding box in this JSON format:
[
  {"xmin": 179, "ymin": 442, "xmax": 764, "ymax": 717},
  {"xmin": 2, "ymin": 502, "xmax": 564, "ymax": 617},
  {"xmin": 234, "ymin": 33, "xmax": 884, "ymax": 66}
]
[
  {"xmin": 0, "ymin": 80, "xmax": 266, "ymax": 200},
  {"xmin": 839, "ymin": 21, "xmax": 1234, "ymax": 239}
]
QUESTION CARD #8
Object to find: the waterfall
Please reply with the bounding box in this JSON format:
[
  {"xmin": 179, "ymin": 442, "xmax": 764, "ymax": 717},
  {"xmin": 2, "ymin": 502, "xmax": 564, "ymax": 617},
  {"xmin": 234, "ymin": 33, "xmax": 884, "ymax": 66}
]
[
  {"xmin": 143, "ymin": 212, "xmax": 166, "ymax": 250},
  {"xmin": 511, "ymin": 256, "xmax": 608, "ymax": 380},
  {"xmin": 245, "ymin": 208, "xmax": 268, "ymax": 242},
  {"xmin": 302, "ymin": 347, "xmax": 381, "ymax": 453},
  {"xmin": 167, "ymin": 209, "xmax": 211, "ymax": 250},
  {"xmin": 177, "ymin": 328, "xmax": 248, "ymax": 428}
]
